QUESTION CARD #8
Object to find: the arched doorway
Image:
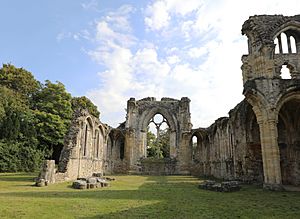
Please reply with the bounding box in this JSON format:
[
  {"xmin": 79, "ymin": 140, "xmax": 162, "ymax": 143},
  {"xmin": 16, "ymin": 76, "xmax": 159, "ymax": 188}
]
[
  {"xmin": 244, "ymin": 104, "xmax": 263, "ymax": 183},
  {"xmin": 277, "ymin": 97, "xmax": 300, "ymax": 186}
]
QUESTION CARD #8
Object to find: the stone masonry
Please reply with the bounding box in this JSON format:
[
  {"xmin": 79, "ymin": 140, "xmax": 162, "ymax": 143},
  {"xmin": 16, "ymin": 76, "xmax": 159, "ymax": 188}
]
[{"xmin": 124, "ymin": 97, "xmax": 192, "ymax": 174}]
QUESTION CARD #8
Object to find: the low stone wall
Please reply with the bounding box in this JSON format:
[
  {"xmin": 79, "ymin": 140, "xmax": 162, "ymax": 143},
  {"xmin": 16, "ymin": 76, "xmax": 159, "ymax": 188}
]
[{"xmin": 140, "ymin": 158, "xmax": 177, "ymax": 175}]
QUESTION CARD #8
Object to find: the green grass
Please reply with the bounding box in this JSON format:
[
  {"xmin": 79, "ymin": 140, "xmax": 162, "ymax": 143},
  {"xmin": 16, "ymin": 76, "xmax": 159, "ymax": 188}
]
[{"xmin": 0, "ymin": 173, "xmax": 300, "ymax": 219}]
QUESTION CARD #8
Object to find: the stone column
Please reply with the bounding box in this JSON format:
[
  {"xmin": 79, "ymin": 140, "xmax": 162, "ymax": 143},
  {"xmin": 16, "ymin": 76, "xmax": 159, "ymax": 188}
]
[
  {"xmin": 169, "ymin": 131, "xmax": 177, "ymax": 158},
  {"xmin": 258, "ymin": 117, "xmax": 283, "ymax": 190},
  {"xmin": 125, "ymin": 128, "xmax": 135, "ymax": 172},
  {"xmin": 177, "ymin": 132, "xmax": 192, "ymax": 174}
]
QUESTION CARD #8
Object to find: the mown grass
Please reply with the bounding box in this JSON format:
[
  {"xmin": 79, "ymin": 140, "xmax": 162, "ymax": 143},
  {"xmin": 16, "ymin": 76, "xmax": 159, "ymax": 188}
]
[{"xmin": 0, "ymin": 173, "xmax": 300, "ymax": 219}]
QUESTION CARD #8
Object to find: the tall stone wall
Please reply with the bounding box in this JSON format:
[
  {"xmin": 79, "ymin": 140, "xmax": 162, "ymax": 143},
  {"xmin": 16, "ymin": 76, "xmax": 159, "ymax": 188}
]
[
  {"xmin": 38, "ymin": 109, "xmax": 110, "ymax": 183},
  {"xmin": 104, "ymin": 126, "xmax": 127, "ymax": 174},
  {"xmin": 191, "ymin": 100, "xmax": 263, "ymax": 183},
  {"xmin": 241, "ymin": 14, "xmax": 300, "ymax": 189},
  {"xmin": 124, "ymin": 97, "xmax": 192, "ymax": 174}
]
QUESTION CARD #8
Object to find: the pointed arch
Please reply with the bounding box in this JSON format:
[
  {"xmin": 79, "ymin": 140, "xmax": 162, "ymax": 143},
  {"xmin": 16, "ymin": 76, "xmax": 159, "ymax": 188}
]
[
  {"xmin": 82, "ymin": 117, "xmax": 93, "ymax": 157},
  {"xmin": 139, "ymin": 107, "xmax": 177, "ymax": 133}
]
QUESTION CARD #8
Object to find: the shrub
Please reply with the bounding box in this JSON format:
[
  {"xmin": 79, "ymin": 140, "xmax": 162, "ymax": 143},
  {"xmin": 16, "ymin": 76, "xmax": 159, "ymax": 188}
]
[{"xmin": 0, "ymin": 140, "xmax": 44, "ymax": 172}]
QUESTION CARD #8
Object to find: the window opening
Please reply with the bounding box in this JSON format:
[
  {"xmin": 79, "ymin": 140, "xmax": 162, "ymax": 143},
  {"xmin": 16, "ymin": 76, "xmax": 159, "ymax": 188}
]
[
  {"xmin": 281, "ymin": 65, "xmax": 291, "ymax": 79},
  {"xmin": 147, "ymin": 114, "xmax": 170, "ymax": 158}
]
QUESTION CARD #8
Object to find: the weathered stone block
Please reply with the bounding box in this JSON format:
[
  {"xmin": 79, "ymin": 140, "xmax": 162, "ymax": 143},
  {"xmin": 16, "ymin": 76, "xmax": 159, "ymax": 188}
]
[{"xmin": 72, "ymin": 180, "xmax": 87, "ymax": 189}]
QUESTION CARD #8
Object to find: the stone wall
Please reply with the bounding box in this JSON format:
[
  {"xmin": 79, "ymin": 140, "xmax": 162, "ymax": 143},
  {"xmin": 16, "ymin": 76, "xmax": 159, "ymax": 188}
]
[
  {"xmin": 191, "ymin": 100, "xmax": 264, "ymax": 184},
  {"xmin": 57, "ymin": 109, "xmax": 108, "ymax": 181},
  {"xmin": 124, "ymin": 97, "xmax": 192, "ymax": 174},
  {"xmin": 140, "ymin": 158, "xmax": 177, "ymax": 175},
  {"xmin": 38, "ymin": 109, "xmax": 110, "ymax": 183}
]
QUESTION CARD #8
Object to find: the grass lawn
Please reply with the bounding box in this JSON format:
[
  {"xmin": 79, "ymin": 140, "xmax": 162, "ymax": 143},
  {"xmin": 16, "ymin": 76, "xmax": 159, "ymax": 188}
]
[{"xmin": 0, "ymin": 173, "xmax": 300, "ymax": 218}]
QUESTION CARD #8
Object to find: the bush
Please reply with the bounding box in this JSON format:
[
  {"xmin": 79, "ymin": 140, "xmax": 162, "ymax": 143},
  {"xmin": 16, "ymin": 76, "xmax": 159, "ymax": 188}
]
[{"xmin": 0, "ymin": 140, "xmax": 44, "ymax": 172}]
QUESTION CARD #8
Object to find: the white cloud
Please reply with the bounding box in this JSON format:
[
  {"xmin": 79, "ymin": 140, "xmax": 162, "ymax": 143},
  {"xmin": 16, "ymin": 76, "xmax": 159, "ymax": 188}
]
[
  {"xmin": 84, "ymin": 0, "xmax": 300, "ymax": 128},
  {"xmin": 145, "ymin": 1, "xmax": 170, "ymax": 31},
  {"xmin": 166, "ymin": 0, "xmax": 203, "ymax": 16},
  {"xmin": 145, "ymin": 0, "xmax": 203, "ymax": 31},
  {"xmin": 188, "ymin": 47, "xmax": 207, "ymax": 59},
  {"xmin": 167, "ymin": 55, "xmax": 180, "ymax": 64}
]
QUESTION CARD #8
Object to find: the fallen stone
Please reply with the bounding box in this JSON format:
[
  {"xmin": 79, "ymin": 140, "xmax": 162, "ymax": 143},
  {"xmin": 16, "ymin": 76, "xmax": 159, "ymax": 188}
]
[
  {"xmin": 72, "ymin": 180, "xmax": 87, "ymax": 189},
  {"xmin": 35, "ymin": 178, "xmax": 46, "ymax": 187},
  {"xmin": 199, "ymin": 180, "xmax": 241, "ymax": 192},
  {"xmin": 87, "ymin": 177, "xmax": 97, "ymax": 184},
  {"xmin": 93, "ymin": 173, "xmax": 103, "ymax": 177},
  {"xmin": 72, "ymin": 177, "xmax": 110, "ymax": 189}
]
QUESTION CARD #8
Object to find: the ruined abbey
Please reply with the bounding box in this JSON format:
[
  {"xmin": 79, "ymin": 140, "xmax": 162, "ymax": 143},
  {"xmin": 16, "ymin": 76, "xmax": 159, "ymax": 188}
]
[{"xmin": 39, "ymin": 15, "xmax": 300, "ymax": 190}]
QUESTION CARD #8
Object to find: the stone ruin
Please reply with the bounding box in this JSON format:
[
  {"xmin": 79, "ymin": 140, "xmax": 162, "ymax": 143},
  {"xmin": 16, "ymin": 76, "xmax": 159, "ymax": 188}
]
[
  {"xmin": 37, "ymin": 14, "xmax": 300, "ymax": 190},
  {"xmin": 198, "ymin": 180, "xmax": 241, "ymax": 192},
  {"xmin": 72, "ymin": 174, "xmax": 114, "ymax": 190}
]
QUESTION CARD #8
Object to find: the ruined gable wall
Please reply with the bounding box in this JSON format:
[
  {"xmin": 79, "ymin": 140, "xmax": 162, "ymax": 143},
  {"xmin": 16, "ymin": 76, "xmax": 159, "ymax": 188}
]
[
  {"xmin": 125, "ymin": 97, "xmax": 192, "ymax": 174},
  {"xmin": 56, "ymin": 109, "xmax": 109, "ymax": 181}
]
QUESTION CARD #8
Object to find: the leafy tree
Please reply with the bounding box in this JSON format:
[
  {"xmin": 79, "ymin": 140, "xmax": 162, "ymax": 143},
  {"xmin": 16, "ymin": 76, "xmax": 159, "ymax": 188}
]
[
  {"xmin": 0, "ymin": 85, "xmax": 41, "ymax": 172},
  {"xmin": 0, "ymin": 140, "xmax": 43, "ymax": 172},
  {"xmin": 0, "ymin": 64, "xmax": 40, "ymax": 101},
  {"xmin": 71, "ymin": 96, "xmax": 100, "ymax": 118},
  {"xmin": 32, "ymin": 80, "xmax": 73, "ymax": 121},
  {"xmin": 34, "ymin": 111, "xmax": 67, "ymax": 157},
  {"xmin": 158, "ymin": 129, "xmax": 170, "ymax": 158},
  {"xmin": 32, "ymin": 80, "xmax": 73, "ymax": 162},
  {"xmin": 0, "ymin": 85, "xmax": 34, "ymax": 140},
  {"xmin": 147, "ymin": 130, "xmax": 162, "ymax": 158},
  {"xmin": 146, "ymin": 128, "xmax": 170, "ymax": 158}
]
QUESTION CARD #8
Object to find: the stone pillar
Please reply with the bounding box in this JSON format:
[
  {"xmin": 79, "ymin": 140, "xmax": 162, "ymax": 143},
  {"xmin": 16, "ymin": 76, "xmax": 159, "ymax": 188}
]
[
  {"xmin": 177, "ymin": 132, "xmax": 192, "ymax": 174},
  {"xmin": 258, "ymin": 118, "xmax": 283, "ymax": 190},
  {"xmin": 36, "ymin": 160, "xmax": 56, "ymax": 186},
  {"xmin": 169, "ymin": 131, "xmax": 177, "ymax": 158},
  {"xmin": 125, "ymin": 128, "xmax": 135, "ymax": 172}
]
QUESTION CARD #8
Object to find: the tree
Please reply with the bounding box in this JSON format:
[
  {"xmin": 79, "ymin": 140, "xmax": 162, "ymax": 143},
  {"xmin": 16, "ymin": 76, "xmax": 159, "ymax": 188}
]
[
  {"xmin": 146, "ymin": 130, "xmax": 162, "ymax": 158},
  {"xmin": 71, "ymin": 96, "xmax": 100, "ymax": 118},
  {"xmin": 32, "ymin": 80, "xmax": 73, "ymax": 121},
  {"xmin": 0, "ymin": 85, "xmax": 42, "ymax": 172},
  {"xmin": 32, "ymin": 80, "xmax": 72, "ymax": 162},
  {"xmin": 0, "ymin": 140, "xmax": 43, "ymax": 172},
  {"xmin": 146, "ymin": 128, "xmax": 170, "ymax": 158},
  {"xmin": 0, "ymin": 85, "xmax": 32, "ymax": 140},
  {"xmin": 158, "ymin": 129, "xmax": 170, "ymax": 158},
  {"xmin": 0, "ymin": 64, "xmax": 40, "ymax": 101}
]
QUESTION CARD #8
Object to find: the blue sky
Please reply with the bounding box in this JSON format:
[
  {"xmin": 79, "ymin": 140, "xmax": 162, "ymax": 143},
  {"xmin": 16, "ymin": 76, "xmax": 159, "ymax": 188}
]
[{"xmin": 1, "ymin": 0, "xmax": 299, "ymax": 127}]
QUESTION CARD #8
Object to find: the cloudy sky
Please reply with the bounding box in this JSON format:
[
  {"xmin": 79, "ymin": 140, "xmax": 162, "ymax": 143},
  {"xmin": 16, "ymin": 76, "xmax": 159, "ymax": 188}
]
[{"xmin": 1, "ymin": 0, "xmax": 299, "ymax": 128}]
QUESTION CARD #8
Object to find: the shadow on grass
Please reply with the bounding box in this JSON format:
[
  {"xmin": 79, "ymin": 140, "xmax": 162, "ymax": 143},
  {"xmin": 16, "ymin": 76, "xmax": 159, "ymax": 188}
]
[
  {"xmin": 0, "ymin": 174, "xmax": 36, "ymax": 182},
  {"xmin": 1, "ymin": 175, "xmax": 300, "ymax": 218}
]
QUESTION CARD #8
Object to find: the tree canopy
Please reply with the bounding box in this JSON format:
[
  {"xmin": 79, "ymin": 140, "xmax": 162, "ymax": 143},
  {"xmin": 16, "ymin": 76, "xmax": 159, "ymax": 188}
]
[
  {"xmin": 0, "ymin": 64, "xmax": 40, "ymax": 100},
  {"xmin": 72, "ymin": 96, "xmax": 100, "ymax": 118}
]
